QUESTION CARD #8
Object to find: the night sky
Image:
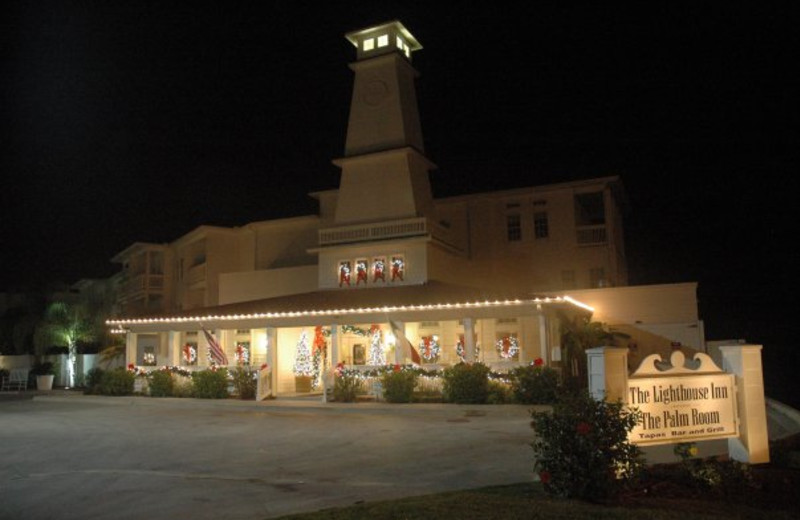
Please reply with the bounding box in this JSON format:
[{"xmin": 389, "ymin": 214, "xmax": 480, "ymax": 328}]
[{"xmin": 3, "ymin": 3, "xmax": 797, "ymax": 399}]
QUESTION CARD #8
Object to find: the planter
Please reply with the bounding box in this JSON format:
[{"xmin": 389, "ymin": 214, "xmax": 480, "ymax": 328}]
[
  {"xmin": 294, "ymin": 375, "xmax": 312, "ymax": 393},
  {"xmin": 36, "ymin": 374, "xmax": 54, "ymax": 391}
]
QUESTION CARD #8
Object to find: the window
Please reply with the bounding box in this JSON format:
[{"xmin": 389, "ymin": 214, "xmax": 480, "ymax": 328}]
[
  {"xmin": 420, "ymin": 321, "xmax": 440, "ymax": 329},
  {"xmin": 506, "ymin": 214, "xmax": 521, "ymax": 241},
  {"xmin": 390, "ymin": 256, "xmax": 405, "ymax": 282},
  {"xmin": 534, "ymin": 211, "xmax": 549, "ymax": 239},
  {"xmin": 338, "ymin": 261, "xmax": 352, "ymax": 287},
  {"xmin": 363, "ymin": 38, "xmax": 374, "ymax": 51},
  {"xmin": 377, "ymin": 34, "xmax": 389, "ymax": 47},
  {"xmin": 561, "ymin": 270, "xmax": 576, "ymax": 289},
  {"xmin": 574, "ymin": 192, "xmax": 606, "ymax": 226},
  {"xmin": 590, "ymin": 267, "xmax": 606, "ymax": 288}
]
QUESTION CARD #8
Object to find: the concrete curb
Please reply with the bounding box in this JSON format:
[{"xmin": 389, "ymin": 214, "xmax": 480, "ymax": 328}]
[{"xmin": 31, "ymin": 392, "xmax": 541, "ymax": 418}]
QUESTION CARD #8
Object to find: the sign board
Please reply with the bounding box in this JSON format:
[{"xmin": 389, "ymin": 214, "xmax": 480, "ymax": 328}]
[
  {"xmin": 628, "ymin": 373, "xmax": 738, "ymax": 445},
  {"xmin": 626, "ymin": 351, "xmax": 738, "ymax": 446}
]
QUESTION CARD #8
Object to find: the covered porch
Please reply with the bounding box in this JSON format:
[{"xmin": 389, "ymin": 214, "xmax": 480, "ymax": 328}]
[{"xmin": 108, "ymin": 282, "xmax": 592, "ymax": 398}]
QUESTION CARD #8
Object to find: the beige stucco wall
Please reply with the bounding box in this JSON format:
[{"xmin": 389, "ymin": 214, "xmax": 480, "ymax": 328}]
[
  {"xmin": 219, "ymin": 266, "xmax": 318, "ymax": 305},
  {"xmin": 434, "ymin": 178, "xmax": 625, "ymax": 293},
  {"xmin": 550, "ymin": 283, "xmax": 705, "ymax": 370}
]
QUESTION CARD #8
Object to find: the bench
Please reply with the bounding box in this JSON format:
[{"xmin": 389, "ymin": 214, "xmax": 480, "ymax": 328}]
[{"xmin": 1, "ymin": 368, "xmax": 29, "ymax": 391}]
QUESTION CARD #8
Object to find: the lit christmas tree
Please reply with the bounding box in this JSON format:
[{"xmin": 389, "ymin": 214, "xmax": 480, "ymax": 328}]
[
  {"xmin": 367, "ymin": 325, "xmax": 385, "ymax": 365},
  {"xmin": 293, "ymin": 329, "xmax": 313, "ymax": 376}
]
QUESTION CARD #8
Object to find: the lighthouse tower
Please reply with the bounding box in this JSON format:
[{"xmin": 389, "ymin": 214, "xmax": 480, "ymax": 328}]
[{"xmin": 316, "ymin": 21, "xmax": 447, "ymax": 290}]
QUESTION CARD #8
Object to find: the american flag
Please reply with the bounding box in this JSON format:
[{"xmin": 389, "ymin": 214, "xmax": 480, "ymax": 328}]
[
  {"xmin": 201, "ymin": 325, "xmax": 228, "ymax": 365},
  {"xmin": 389, "ymin": 320, "xmax": 421, "ymax": 364}
]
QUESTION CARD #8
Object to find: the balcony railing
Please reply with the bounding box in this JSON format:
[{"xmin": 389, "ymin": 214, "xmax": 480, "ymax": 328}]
[
  {"xmin": 576, "ymin": 225, "xmax": 607, "ymax": 245},
  {"xmin": 119, "ymin": 274, "xmax": 164, "ymax": 300},
  {"xmin": 319, "ymin": 217, "xmax": 428, "ymax": 246},
  {"xmin": 186, "ymin": 263, "xmax": 207, "ymax": 286}
]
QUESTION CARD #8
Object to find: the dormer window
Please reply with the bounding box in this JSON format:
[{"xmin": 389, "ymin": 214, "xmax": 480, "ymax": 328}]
[
  {"xmin": 363, "ymin": 38, "xmax": 374, "ymax": 51},
  {"xmin": 377, "ymin": 34, "xmax": 389, "ymax": 47}
]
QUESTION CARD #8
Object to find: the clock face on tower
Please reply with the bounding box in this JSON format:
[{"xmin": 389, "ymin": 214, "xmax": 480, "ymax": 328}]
[{"xmin": 361, "ymin": 79, "xmax": 390, "ymax": 106}]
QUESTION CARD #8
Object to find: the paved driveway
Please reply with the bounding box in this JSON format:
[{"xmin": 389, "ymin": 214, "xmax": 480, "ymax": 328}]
[{"xmin": 0, "ymin": 395, "xmax": 537, "ymax": 520}]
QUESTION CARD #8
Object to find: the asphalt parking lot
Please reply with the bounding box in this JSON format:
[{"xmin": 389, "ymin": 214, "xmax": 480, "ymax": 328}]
[{"xmin": 0, "ymin": 394, "xmax": 537, "ymax": 520}]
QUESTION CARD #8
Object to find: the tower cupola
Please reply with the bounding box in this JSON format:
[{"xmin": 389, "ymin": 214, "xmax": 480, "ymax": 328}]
[{"xmin": 345, "ymin": 20, "xmax": 422, "ymax": 62}]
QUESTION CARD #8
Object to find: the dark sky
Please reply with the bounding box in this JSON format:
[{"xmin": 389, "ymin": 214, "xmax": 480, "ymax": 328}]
[{"xmin": 3, "ymin": 3, "xmax": 797, "ymax": 354}]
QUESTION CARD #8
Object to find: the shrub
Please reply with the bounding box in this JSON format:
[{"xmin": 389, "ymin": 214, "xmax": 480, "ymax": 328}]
[
  {"xmin": 231, "ymin": 367, "xmax": 257, "ymax": 400},
  {"xmin": 192, "ymin": 368, "xmax": 229, "ymax": 399},
  {"xmin": 98, "ymin": 367, "xmax": 135, "ymax": 396},
  {"xmin": 531, "ymin": 390, "xmax": 643, "ymax": 501},
  {"xmin": 148, "ymin": 369, "xmax": 174, "ymax": 397},
  {"xmin": 510, "ymin": 364, "xmax": 560, "ymax": 404},
  {"xmin": 172, "ymin": 375, "xmax": 194, "ymax": 397},
  {"xmin": 487, "ymin": 379, "xmax": 513, "ymax": 404},
  {"xmin": 333, "ymin": 365, "xmax": 362, "ymax": 402},
  {"xmin": 84, "ymin": 367, "xmax": 105, "ymax": 394},
  {"xmin": 673, "ymin": 442, "xmax": 756, "ymax": 495},
  {"xmin": 442, "ymin": 362, "xmax": 489, "ymax": 404},
  {"xmin": 381, "ymin": 367, "xmax": 417, "ymax": 403}
]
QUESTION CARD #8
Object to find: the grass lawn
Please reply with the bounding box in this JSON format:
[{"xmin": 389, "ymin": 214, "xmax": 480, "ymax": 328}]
[{"xmin": 273, "ymin": 463, "xmax": 800, "ymax": 520}]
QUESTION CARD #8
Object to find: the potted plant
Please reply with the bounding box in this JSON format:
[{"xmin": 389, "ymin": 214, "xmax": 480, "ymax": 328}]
[{"xmin": 31, "ymin": 360, "xmax": 58, "ymax": 391}]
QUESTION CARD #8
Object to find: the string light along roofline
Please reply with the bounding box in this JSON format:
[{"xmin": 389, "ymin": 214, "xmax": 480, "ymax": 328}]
[{"xmin": 106, "ymin": 296, "xmax": 594, "ymax": 327}]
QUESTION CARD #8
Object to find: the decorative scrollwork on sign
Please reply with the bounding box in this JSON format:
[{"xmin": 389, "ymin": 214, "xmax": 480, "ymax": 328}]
[{"xmin": 632, "ymin": 350, "xmax": 724, "ymax": 377}]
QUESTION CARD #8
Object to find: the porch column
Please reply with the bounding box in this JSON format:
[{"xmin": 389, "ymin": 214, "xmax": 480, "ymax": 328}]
[
  {"xmin": 323, "ymin": 325, "xmax": 339, "ymax": 402},
  {"xmin": 394, "ymin": 321, "xmax": 405, "ymax": 364},
  {"xmin": 168, "ymin": 331, "xmax": 181, "ymax": 366},
  {"xmin": 266, "ymin": 327, "xmax": 278, "ymax": 396},
  {"xmin": 126, "ymin": 332, "xmax": 137, "ymax": 366},
  {"xmin": 538, "ymin": 314, "xmax": 549, "ymax": 365},
  {"xmin": 463, "ymin": 318, "xmax": 476, "ymax": 363}
]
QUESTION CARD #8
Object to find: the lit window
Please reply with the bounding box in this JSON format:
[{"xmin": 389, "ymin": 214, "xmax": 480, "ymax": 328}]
[
  {"xmin": 396, "ymin": 36, "xmax": 404, "ymax": 49},
  {"xmin": 506, "ymin": 214, "xmax": 521, "ymax": 241},
  {"xmin": 534, "ymin": 211, "xmax": 549, "ymax": 239},
  {"xmin": 339, "ymin": 261, "xmax": 351, "ymax": 287},
  {"xmin": 405, "ymin": 47, "xmax": 410, "ymax": 57},
  {"xmin": 355, "ymin": 259, "xmax": 368, "ymax": 285},
  {"xmin": 372, "ymin": 257, "xmax": 386, "ymax": 283},
  {"xmin": 377, "ymin": 34, "xmax": 388, "ymax": 47},
  {"xmin": 391, "ymin": 256, "xmax": 405, "ymax": 282},
  {"xmin": 363, "ymin": 38, "xmax": 374, "ymax": 51}
]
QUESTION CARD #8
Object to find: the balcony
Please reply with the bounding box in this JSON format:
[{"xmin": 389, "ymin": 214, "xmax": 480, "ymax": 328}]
[
  {"xmin": 186, "ymin": 262, "xmax": 207, "ymax": 287},
  {"xmin": 118, "ymin": 273, "xmax": 164, "ymax": 301},
  {"xmin": 319, "ymin": 217, "xmax": 429, "ymax": 246},
  {"xmin": 576, "ymin": 225, "xmax": 607, "ymax": 246}
]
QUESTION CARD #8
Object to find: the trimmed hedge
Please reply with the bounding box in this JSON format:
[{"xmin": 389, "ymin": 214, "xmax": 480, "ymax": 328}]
[
  {"xmin": 442, "ymin": 362, "xmax": 490, "ymax": 404},
  {"xmin": 381, "ymin": 369, "xmax": 417, "ymax": 403},
  {"xmin": 192, "ymin": 368, "xmax": 229, "ymax": 399}
]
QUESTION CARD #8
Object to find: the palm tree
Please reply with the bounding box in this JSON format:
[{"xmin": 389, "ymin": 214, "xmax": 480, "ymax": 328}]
[
  {"xmin": 558, "ymin": 311, "xmax": 628, "ymax": 388},
  {"xmin": 37, "ymin": 302, "xmax": 96, "ymax": 387}
]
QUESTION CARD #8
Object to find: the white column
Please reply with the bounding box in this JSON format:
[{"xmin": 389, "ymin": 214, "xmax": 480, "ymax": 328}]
[
  {"xmin": 322, "ymin": 325, "xmax": 339, "ymax": 402},
  {"xmin": 720, "ymin": 344, "xmax": 770, "ymax": 464},
  {"xmin": 463, "ymin": 318, "xmax": 476, "ymax": 363},
  {"xmin": 266, "ymin": 327, "xmax": 278, "ymax": 396},
  {"xmin": 168, "ymin": 331, "xmax": 181, "ymax": 366},
  {"xmin": 394, "ymin": 321, "xmax": 405, "ymax": 364},
  {"xmin": 126, "ymin": 332, "xmax": 137, "ymax": 366},
  {"xmin": 538, "ymin": 314, "xmax": 549, "ymax": 365},
  {"xmin": 330, "ymin": 325, "xmax": 339, "ymax": 365},
  {"xmin": 586, "ymin": 347, "xmax": 629, "ymax": 402}
]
